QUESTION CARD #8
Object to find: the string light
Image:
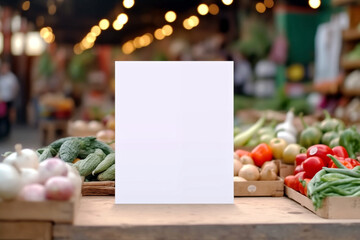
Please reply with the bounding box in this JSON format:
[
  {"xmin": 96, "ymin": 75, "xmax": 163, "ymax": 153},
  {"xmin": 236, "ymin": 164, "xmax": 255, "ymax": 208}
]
[
  {"xmin": 197, "ymin": 4, "xmax": 209, "ymax": 15},
  {"xmin": 154, "ymin": 28, "xmax": 165, "ymax": 40},
  {"xmin": 122, "ymin": 41, "xmax": 135, "ymax": 55},
  {"xmin": 165, "ymin": 11, "xmax": 177, "ymax": 23},
  {"xmin": 48, "ymin": 4, "xmax": 56, "ymax": 15},
  {"xmin": 209, "ymin": 4, "xmax": 219, "ymax": 15},
  {"xmin": 117, "ymin": 13, "xmax": 128, "ymax": 24},
  {"xmin": 123, "ymin": 0, "xmax": 135, "ymax": 9},
  {"xmin": 222, "ymin": 0, "xmax": 233, "ymax": 5},
  {"xmin": 162, "ymin": 25, "xmax": 173, "ymax": 36},
  {"xmin": 113, "ymin": 20, "xmax": 123, "ymax": 30},
  {"xmin": 264, "ymin": 0, "xmax": 274, "ymax": 8},
  {"xmin": 91, "ymin": 26, "xmax": 101, "ymax": 36},
  {"xmin": 22, "ymin": 1, "xmax": 30, "ymax": 11},
  {"xmin": 99, "ymin": 19, "xmax": 110, "ymax": 30},
  {"xmin": 308, "ymin": 0, "xmax": 321, "ymax": 9},
  {"xmin": 256, "ymin": 2, "xmax": 266, "ymax": 13}
]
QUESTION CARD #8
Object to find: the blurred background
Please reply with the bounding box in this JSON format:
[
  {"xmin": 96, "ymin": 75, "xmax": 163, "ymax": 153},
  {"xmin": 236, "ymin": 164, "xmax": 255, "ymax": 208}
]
[{"xmin": 0, "ymin": 0, "xmax": 359, "ymax": 149}]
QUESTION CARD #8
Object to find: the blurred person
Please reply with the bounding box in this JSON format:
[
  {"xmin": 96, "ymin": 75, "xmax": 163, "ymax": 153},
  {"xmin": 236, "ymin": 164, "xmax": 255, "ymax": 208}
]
[{"xmin": 0, "ymin": 61, "xmax": 19, "ymax": 138}]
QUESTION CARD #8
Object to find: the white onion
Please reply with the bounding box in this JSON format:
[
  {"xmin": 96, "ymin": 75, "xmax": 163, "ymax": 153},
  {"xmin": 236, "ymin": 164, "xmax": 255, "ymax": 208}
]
[
  {"xmin": 38, "ymin": 158, "xmax": 68, "ymax": 184},
  {"xmin": 3, "ymin": 144, "xmax": 39, "ymax": 169},
  {"xmin": 0, "ymin": 163, "xmax": 22, "ymax": 200},
  {"xmin": 45, "ymin": 176, "xmax": 74, "ymax": 201},
  {"xmin": 20, "ymin": 168, "xmax": 40, "ymax": 187},
  {"xmin": 18, "ymin": 184, "xmax": 46, "ymax": 202}
]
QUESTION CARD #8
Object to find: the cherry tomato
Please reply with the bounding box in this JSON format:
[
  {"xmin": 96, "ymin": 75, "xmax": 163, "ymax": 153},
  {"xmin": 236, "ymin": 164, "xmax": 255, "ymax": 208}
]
[
  {"xmin": 235, "ymin": 149, "xmax": 251, "ymax": 158},
  {"xmin": 294, "ymin": 164, "xmax": 304, "ymax": 175},
  {"xmin": 332, "ymin": 146, "xmax": 349, "ymax": 158},
  {"xmin": 284, "ymin": 175, "xmax": 298, "ymax": 191},
  {"xmin": 302, "ymin": 156, "xmax": 325, "ymax": 179},
  {"xmin": 307, "ymin": 144, "xmax": 333, "ymax": 166},
  {"xmin": 295, "ymin": 153, "xmax": 307, "ymax": 166},
  {"xmin": 294, "ymin": 172, "xmax": 306, "ymax": 192}
]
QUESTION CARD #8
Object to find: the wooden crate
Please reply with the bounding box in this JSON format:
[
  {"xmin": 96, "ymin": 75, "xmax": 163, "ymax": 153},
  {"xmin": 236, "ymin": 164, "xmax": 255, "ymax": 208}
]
[
  {"xmin": 279, "ymin": 162, "xmax": 295, "ymax": 179},
  {"xmin": 285, "ymin": 186, "xmax": 360, "ymax": 219},
  {"xmin": 234, "ymin": 178, "xmax": 284, "ymax": 197},
  {"xmin": 82, "ymin": 181, "xmax": 115, "ymax": 196},
  {"xmin": 0, "ymin": 221, "xmax": 52, "ymax": 240}
]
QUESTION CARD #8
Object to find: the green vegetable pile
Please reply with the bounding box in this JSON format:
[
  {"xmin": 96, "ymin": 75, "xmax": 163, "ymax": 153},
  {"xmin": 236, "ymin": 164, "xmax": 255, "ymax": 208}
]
[
  {"xmin": 307, "ymin": 154, "xmax": 360, "ymax": 210},
  {"xmin": 37, "ymin": 136, "xmax": 115, "ymax": 181}
]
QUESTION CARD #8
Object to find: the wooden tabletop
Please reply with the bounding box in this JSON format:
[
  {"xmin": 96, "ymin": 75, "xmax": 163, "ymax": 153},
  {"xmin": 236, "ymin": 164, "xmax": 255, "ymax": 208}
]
[{"xmin": 54, "ymin": 196, "xmax": 360, "ymax": 240}]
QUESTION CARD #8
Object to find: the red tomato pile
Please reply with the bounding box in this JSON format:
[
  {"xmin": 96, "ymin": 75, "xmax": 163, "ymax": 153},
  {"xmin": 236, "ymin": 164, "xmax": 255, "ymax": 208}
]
[{"xmin": 285, "ymin": 144, "xmax": 360, "ymax": 196}]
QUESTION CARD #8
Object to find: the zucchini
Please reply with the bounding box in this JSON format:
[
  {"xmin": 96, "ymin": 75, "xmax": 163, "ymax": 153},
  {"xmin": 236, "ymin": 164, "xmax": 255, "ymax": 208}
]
[
  {"xmin": 92, "ymin": 153, "xmax": 115, "ymax": 176},
  {"xmin": 59, "ymin": 139, "xmax": 82, "ymax": 163},
  {"xmin": 76, "ymin": 149, "xmax": 106, "ymax": 176},
  {"xmin": 97, "ymin": 163, "xmax": 115, "ymax": 181},
  {"xmin": 38, "ymin": 146, "xmax": 57, "ymax": 162}
]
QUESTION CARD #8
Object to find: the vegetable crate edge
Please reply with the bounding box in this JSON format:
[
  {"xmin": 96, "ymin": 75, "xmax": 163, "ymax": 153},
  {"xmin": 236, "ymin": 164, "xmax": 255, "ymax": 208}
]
[{"xmin": 285, "ymin": 186, "xmax": 360, "ymax": 219}]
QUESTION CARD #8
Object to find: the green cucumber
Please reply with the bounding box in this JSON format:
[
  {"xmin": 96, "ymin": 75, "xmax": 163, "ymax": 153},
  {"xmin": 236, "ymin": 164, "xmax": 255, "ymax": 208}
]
[
  {"xmin": 92, "ymin": 153, "xmax": 115, "ymax": 176},
  {"xmin": 75, "ymin": 149, "xmax": 106, "ymax": 176},
  {"xmin": 38, "ymin": 146, "xmax": 57, "ymax": 162},
  {"xmin": 59, "ymin": 139, "xmax": 82, "ymax": 163},
  {"xmin": 97, "ymin": 163, "xmax": 115, "ymax": 181}
]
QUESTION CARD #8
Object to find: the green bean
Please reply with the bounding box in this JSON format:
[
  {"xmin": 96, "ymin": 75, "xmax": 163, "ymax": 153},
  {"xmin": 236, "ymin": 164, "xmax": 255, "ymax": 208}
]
[
  {"xmin": 312, "ymin": 178, "xmax": 360, "ymax": 195},
  {"xmin": 327, "ymin": 154, "xmax": 347, "ymax": 169},
  {"xmin": 324, "ymin": 168, "xmax": 360, "ymax": 178},
  {"xmin": 320, "ymin": 173, "xmax": 352, "ymax": 182}
]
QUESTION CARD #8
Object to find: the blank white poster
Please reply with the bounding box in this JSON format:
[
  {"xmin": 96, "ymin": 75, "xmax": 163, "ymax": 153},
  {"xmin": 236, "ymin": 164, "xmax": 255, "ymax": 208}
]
[{"xmin": 115, "ymin": 61, "xmax": 233, "ymax": 204}]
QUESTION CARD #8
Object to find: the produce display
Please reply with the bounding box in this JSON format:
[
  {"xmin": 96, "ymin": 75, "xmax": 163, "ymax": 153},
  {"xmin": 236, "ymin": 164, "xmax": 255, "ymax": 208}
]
[
  {"xmin": 37, "ymin": 136, "xmax": 115, "ymax": 181},
  {"xmin": 0, "ymin": 144, "xmax": 81, "ymax": 202}
]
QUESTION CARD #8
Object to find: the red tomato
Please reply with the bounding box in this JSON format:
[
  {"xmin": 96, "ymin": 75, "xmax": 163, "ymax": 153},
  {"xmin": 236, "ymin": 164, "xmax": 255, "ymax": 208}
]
[
  {"xmin": 294, "ymin": 164, "xmax": 304, "ymax": 175},
  {"xmin": 294, "ymin": 172, "xmax": 306, "ymax": 192},
  {"xmin": 307, "ymin": 144, "xmax": 333, "ymax": 166},
  {"xmin": 251, "ymin": 143, "xmax": 273, "ymax": 167},
  {"xmin": 332, "ymin": 146, "xmax": 349, "ymax": 158},
  {"xmin": 284, "ymin": 175, "xmax": 298, "ymax": 191},
  {"xmin": 303, "ymin": 178, "xmax": 311, "ymax": 196},
  {"xmin": 295, "ymin": 153, "xmax": 307, "ymax": 166},
  {"xmin": 302, "ymin": 156, "xmax": 325, "ymax": 179}
]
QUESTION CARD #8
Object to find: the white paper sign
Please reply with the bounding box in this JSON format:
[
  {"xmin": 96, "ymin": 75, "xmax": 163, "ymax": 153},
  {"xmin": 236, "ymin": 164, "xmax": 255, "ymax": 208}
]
[{"xmin": 115, "ymin": 61, "xmax": 233, "ymax": 204}]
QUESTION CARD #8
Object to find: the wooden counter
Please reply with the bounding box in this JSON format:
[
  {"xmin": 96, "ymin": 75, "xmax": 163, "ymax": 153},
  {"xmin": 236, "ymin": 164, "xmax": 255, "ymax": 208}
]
[{"xmin": 53, "ymin": 196, "xmax": 360, "ymax": 240}]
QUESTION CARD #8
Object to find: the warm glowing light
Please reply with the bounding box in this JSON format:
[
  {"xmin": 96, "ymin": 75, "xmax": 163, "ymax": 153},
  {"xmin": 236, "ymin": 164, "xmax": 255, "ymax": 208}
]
[
  {"xmin": 11, "ymin": 33, "xmax": 25, "ymax": 55},
  {"xmin": 264, "ymin": 0, "xmax": 274, "ymax": 8},
  {"xmin": 165, "ymin": 11, "xmax": 176, "ymax": 23},
  {"xmin": 46, "ymin": 27, "xmax": 53, "ymax": 32},
  {"xmin": 74, "ymin": 44, "xmax": 82, "ymax": 55},
  {"xmin": 145, "ymin": 33, "xmax": 153, "ymax": 43},
  {"xmin": 113, "ymin": 20, "xmax": 123, "ymax": 30},
  {"xmin": 86, "ymin": 32, "xmax": 96, "ymax": 43},
  {"xmin": 99, "ymin": 19, "xmax": 110, "ymax": 30},
  {"xmin": 117, "ymin": 13, "xmax": 128, "ymax": 24},
  {"xmin": 91, "ymin": 25, "xmax": 101, "ymax": 36},
  {"xmin": 26, "ymin": 32, "xmax": 46, "ymax": 56},
  {"xmin": 183, "ymin": 19, "xmax": 192, "ymax": 30},
  {"xmin": 22, "ymin": 1, "xmax": 30, "ymax": 11},
  {"xmin": 189, "ymin": 16, "xmax": 199, "ymax": 27},
  {"xmin": 308, "ymin": 0, "xmax": 321, "ymax": 9},
  {"xmin": 142, "ymin": 34, "xmax": 152, "ymax": 46},
  {"xmin": 162, "ymin": 25, "xmax": 173, "ymax": 36},
  {"xmin": 40, "ymin": 27, "xmax": 49, "ymax": 37},
  {"xmin": 209, "ymin": 4, "xmax": 219, "ymax": 15},
  {"xmin": 0, "ymin": 33, "xmax": 3, "ymax": 54},
  {"xmin": 154, "ymin": 28, "xmax": 165, "ymax": 40},
  {"xmin": 123, "ymin": 0, "xmax": 134, "ymax": 9},
  {"xmin": 44, "ymin": 32, "xmax": 55, "ymax": 43},
  {"xmin": 122, "ymin": 41, "xmax": 135, "ymax": 54},
  {"xmin": 133, "ymin": 37, "xmax": 142, "ymax": 48},
  {"xmin": 197, "ymin": 4, "xmax": 209, "ymax": 15},
  {"xmin": 81, "ymin": 38, "xmax": 93, "ymax": 49},
  {"xmin": 222, "ymin": 0, "xmax": 233, "ymax": 5},
  {"xmin": 256, "ymin": 2, "xmax": 266, "ymax": 13},
  {"xmin": 48, "ymin": 4, "xmax": 56, "ymax": 15}
]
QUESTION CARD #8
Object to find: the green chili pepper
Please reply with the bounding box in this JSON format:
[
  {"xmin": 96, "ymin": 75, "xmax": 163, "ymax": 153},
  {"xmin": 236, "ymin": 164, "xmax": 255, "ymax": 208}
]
[
  {"xmin": 339, "ymin": 127, "xmax": 360, "ymax": 159},
  {"xmin": 320, "ymin": 110, "xmax": 345, "ymax": 133},
  {"xmin": 299, "ymin": 113, "xmax": 322, "ymax": 148}
]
